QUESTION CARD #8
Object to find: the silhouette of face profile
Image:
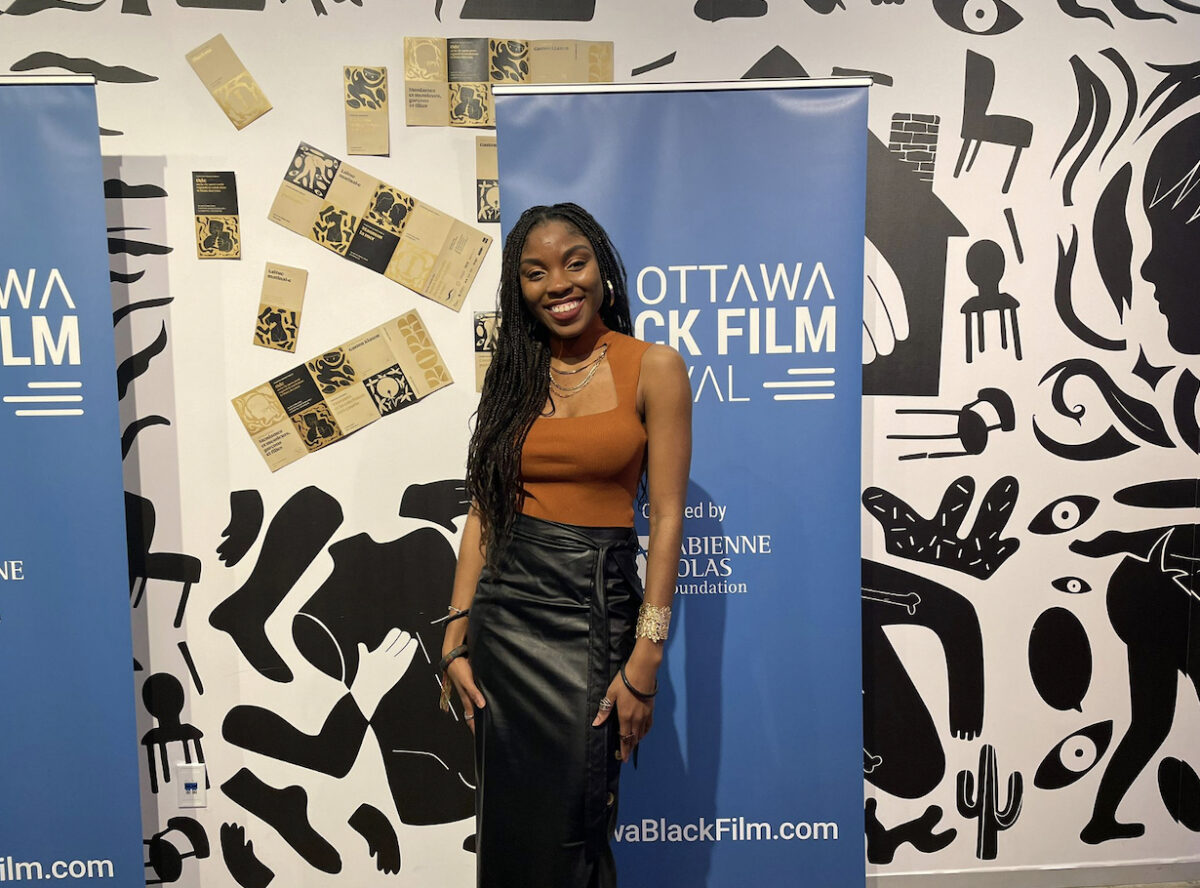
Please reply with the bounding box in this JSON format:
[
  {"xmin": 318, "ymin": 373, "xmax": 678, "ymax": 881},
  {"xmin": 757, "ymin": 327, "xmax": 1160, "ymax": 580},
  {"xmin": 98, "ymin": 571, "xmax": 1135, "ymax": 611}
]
[{"xmin": 1141, "ymin": 113, "xmax": 1200, "ymax": 355}]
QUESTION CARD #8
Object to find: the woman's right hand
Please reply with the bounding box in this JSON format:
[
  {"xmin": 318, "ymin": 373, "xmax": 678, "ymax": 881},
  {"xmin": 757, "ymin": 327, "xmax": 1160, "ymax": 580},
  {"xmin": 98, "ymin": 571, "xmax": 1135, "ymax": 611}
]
[{"xmin": 446, "ymin": 655, "xmax": 486, "ymax": 733}]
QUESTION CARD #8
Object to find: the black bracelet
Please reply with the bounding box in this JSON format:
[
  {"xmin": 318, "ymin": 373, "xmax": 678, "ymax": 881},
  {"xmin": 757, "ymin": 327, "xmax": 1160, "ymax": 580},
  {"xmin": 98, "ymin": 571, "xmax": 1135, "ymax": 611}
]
[
  {"xmin": 439, "ymin": 644, "xmax": 468, "ymax": 675},
  {"xmin": 620, "ymin": 663, "xmax": 657, "ymax": 700},
  {"xmin": 431, "ymin": 609, "xmax": 470, "ymax": 626}
]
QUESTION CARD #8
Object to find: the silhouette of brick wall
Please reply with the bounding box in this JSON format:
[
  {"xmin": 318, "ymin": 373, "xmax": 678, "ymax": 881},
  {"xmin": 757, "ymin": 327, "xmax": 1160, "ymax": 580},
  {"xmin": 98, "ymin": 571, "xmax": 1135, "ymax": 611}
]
[{"xmin": 889, "ymin": 113, "xmax": 940, "ymax": 185}]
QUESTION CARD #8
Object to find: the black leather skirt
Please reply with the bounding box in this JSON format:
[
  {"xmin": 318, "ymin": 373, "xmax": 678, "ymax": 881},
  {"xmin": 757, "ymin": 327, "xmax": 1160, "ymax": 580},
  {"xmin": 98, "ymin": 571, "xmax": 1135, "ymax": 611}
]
[{"xmin": 469, "ymin": 513, "xmax": 641, "ymax": 888}]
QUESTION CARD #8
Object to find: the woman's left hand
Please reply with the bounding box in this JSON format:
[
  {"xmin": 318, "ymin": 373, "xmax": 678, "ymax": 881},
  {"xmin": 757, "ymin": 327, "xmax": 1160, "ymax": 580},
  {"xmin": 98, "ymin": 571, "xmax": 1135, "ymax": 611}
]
[{"xmin": 593, "ymin": 657, "xmax": 658, "ymax": 761}]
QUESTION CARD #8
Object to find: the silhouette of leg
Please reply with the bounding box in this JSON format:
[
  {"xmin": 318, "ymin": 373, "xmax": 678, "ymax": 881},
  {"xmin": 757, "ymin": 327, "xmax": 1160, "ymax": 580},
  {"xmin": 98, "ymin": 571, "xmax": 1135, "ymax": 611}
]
[
  {"xmin": 1002, "ymin": 145, "xmax": 1022, "ymax": 193},
  {"xmin": 210, "ymin": 488, "xmax": 343, "ymax": 682},
  {"xmin": 865, "ymin": 798, "xmax": 957, "ymax": 864},
  {"xmin": 954, "ymin": 139, "xmax": 972, "ymax": 178},
  {"xmin": 221, "ymin": 769, "xmax": 341, "ymax": 873},
  {"xmin": 1081, "ymin": 651, "xmax": 1176, "ymax": 843}
]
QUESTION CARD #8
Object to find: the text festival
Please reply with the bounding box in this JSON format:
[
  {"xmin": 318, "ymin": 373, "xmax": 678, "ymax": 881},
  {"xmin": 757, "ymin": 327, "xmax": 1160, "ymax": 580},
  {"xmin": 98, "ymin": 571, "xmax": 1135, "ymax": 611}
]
[
  {"xmin": 633, "ymin": 261, "xmax": 835, "ymax": 402},
  {"xmin": 1, "ymin": 269, "xmax": 80, "ymax": 366}
]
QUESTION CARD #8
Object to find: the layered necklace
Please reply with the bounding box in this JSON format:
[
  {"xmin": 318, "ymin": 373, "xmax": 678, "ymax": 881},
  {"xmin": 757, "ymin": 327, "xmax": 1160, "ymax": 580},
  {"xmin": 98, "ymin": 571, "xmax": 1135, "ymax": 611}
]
[{"xmin": 548, "ymin": 342, "xmax": 608, "ymax": 398}]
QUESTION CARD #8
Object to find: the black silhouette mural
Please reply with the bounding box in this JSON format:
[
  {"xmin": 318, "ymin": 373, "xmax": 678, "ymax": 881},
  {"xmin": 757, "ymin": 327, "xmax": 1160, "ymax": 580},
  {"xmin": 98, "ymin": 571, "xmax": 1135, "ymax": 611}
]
[
  {"xmin": 141, "ymin": 672, "xmax": 207, "ymax": 794},
  {"xmin": 1072, "ymin": 528, "xmax": 1200, "ymax": 843},
  {"xmin": 960, "ymin": 241, "xmax": 1022, "ymax": 362},
  {"xmin": 1054, "ymin": 51, "xmax": 1137, "ymax": 208},
  {"xmin": 1158, "ymin": 758, "xmax": 1200, "ymax": 832},
  {"xmin": 631, "ymin": 52, "xmax": 676, "ymax": 77},
  {"xmin": 145, "ymin": 817, "xmax": 209, "ymax": 884},
  {"xmin": 1142, "ymin": 113, "xmax": 1200, "ymax": 356},
  {"xmin": 862, "ymin": 560, "xmax": 984, "ymax": 799},
  {"xmin": 934, "ymin": 0, "xmax": 1023, "ymax": 34},
  {"xmin": 1028, "ymin": 607, "xmax": 1092, "ymax": 711},
  {"xmin": 211, "ymin": 484, "xmax": 476, "ymax": 872},
  {"xmin": 217, "ymin": 489, "xmax": 264, "ymax": 568},
  {"xmin": 863, "ymin": 477, "xmax": 1019, "ymax": 578},
  {"xmin": 957, "ymin": 744, "xmax": 1023, "ymax": 859},
  {"xmin": 220, "ymin": 823, "xmax": 274, "ymax": 888},
  {"xmin": 953, "ymin": 50, "xmax": 1032, "ymax": 194},
  {"xmin": 864, "ymin": 798, "xmax": 957, "ymax": 864},
  {"xmin": 862, "ymin": 133, "xmax": 968, "ymax": 396},
  {"xmin": 694, "ymin": 0, "xmax": 765, "ymax": 20},
  {"xmin": 1028, "ymin": 495, "xmax": 1099, "ymax": 534},
  {"xmin": 126, "ymin": 492, "xmax": 202, "ymax": 629},
  {"xmin": 888, "ymin": 389, "xmax": 1015, "ymax": 460},
  {"xmin": 1034, "ymin": 721, "xmax": 1113, "ymax": 789},
  {"xmin": 457, "ymin": 0, "xmax": 595, "ymax": 19}
]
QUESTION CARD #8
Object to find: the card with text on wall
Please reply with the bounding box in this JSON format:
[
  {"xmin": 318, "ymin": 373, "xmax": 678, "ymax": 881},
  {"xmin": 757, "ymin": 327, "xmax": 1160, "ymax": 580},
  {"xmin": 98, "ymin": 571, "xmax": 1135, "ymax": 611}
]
[
  {"xmin": 404, "ymin": 37, "xmax": 613, "ymax": 128},
  {"xmin": 268, "ymin": 141, "xmax": 491, "ymax": 311},
  {"xmin": 186, "ymin": 34, "xmax": 271, "ymax": 130},
  {"xmin": 344, "ymin": 66, "xmax": 389, "ymax": 156},
  {"xmin": 232, "ymin": 309, "xmax": 452, "ymax": 471},
  {"xmin": 254, "ymin": 262, "xmax": 307, "ymax": 352},
  {"xmin": 476, "ymin": 135, "xmax": 499, "ymax": 223},
  {"xmin": 192, "ymin": 171, "xmax": 240, "ymax": 259}
]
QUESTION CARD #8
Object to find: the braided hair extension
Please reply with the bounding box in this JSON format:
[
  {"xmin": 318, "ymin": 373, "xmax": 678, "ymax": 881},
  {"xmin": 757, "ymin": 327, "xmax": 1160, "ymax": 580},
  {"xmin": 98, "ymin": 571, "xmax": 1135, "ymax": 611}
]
[{"xmin": 466, "ymin": 203, "xmax": 634, "ymax": 564}]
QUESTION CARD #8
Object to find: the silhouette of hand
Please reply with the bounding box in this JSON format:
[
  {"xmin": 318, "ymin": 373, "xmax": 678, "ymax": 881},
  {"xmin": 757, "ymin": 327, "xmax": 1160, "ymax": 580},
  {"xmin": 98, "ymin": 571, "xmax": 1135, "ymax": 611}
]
[
  {"xmin": 862, "ymin": 238, "xmax": 909, "ymax": 364},
  {"xmin": 350, "ymin": 629, "xmax": 416, "ymax": 719},
  {"xmin": 862, "ymin": 476, "xmax": 1020, "ymax": 579},
  {"xmin": 219, "ymin": 823, "xmax": 274, "ymax": 888},
  {"xmin": 399, "ymin": 479, "xmax": 470, "ymax": 532}
]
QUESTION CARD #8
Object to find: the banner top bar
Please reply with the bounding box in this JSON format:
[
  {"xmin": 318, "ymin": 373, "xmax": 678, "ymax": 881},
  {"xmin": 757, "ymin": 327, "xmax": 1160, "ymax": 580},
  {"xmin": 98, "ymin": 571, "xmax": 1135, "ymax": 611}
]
[
  {"xmin": 493, "ymin": 77, "xmax": 872, "ymax": 96},
  {"xmin": 0, "ymin": 74, "xmax": 96, "ymax": 85}
]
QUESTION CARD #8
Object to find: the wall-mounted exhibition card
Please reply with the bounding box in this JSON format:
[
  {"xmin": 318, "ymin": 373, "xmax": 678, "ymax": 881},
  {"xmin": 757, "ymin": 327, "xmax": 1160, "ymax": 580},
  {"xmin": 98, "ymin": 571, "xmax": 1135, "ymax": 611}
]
[
  {"xmin": 475, "ymin": 135, "xmax": 499, "ymax": 223},
  {"xmin": 254, "ymin": 262, "xmax": 307, "ymax": 352},
  {"xmin": 192, "ymin": 171, "xmax": 241, "ymax": 259},
  {"xmin": 344, "ymin": 66, "xmax": 389, "ymax": 156},
  {"xmin": 233, "ymin": 309, "xmax": 452, "ymax": 471},
  {"xmin": 404, "ymin": 37, "xmax": 613, "ymax": 127},
  {"xmin": 268, "ymin": 141, "xmax": 492, "ymax": 311},
  {"xmin": 186, "ymin": 34, "xmax": 271, "ymax": 130},
  {"xmin": 474, "ymin": 311, "xmax": 498, "ymax": 392}
]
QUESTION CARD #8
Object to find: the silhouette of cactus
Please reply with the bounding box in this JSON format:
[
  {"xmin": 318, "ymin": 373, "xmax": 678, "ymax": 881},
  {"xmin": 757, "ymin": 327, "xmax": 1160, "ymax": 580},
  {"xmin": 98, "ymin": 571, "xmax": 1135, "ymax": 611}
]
[{"xmin": 956, "ymin": 744, "xmax": 1022, "ymax": 859}]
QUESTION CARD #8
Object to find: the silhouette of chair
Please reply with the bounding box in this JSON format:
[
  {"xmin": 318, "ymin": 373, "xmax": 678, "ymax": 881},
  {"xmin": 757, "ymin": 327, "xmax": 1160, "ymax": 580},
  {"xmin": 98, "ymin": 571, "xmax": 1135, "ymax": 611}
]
[
  {"xmin": 960, "ymin": 240, "xmax": 1022, "ymax": 362},
  {"xmin": 954, "ymin": 51, "xmax": 1032, "ymax": 194},
  {"xmin": 145, "ymin": 816, "xmax": 210, "ymax": 884},
  {"xmin": 126, "ymin": 492, "xmax": 202, "ymax": 629},
  {"xmin": 141, "ymin": 673, "xmax": 208, "ymax": 795}
]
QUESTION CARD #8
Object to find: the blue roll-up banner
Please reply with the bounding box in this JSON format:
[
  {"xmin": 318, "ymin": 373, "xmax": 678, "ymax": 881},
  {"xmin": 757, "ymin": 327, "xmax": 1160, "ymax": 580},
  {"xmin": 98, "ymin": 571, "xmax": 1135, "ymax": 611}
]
[
  {"xmin": 495, "ymin": 81, "xmax": 868, "ymax": 886},
  {"xmin": 0, "ymin": 78, "xmax": 143, "ymax": 884}
]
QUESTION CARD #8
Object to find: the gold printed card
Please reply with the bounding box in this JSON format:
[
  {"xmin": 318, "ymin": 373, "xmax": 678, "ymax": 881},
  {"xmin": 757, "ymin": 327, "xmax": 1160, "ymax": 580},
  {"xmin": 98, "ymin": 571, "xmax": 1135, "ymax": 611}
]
[
  {"xmin": 405, "ymin": 36, "xmax": 611, "ymax": 127},
  {"xmin": 344, "ymin": 66, "xmax": 389, "ymax": 156},
  {"xmin": 474, "ymin": 311, "xmax": 499, "ymax": 392},
  {"xmin": 192, "ymin": 171, "xmax": 241, "ymax": 259},
  {"xmin": 186, "ymin": 34, "xmax": 272, "ymax": 130},
  {"xmin": 404, "ymin": 37, "xmax": 450, "ymax": 127},
  {"xmin": 233, "ymin": 310, "xmax": 452, "ymax": 470},
  {"xmin": 268, "ymin": 141, "xmax": 492, "ymax": 310},
  {"xmin": 475, "ymin": 135, "xmax": 499, "ymax": 223},
  {"xmin": 254, "ymin": 262, "xmax": 307, "ymax": 353}
]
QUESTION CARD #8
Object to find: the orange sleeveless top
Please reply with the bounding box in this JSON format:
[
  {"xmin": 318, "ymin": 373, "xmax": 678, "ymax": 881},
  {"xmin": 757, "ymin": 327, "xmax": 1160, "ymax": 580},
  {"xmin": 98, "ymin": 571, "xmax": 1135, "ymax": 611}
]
[{"xmin": 520, "ymin": 328, "xmax": 650, "ymax": 527}]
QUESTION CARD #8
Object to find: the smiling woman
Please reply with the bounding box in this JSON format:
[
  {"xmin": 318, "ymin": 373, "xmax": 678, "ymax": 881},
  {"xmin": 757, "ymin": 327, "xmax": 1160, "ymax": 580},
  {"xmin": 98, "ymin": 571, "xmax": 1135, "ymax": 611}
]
[{"xmin": 439, "ymin": 203, "xmax": 692, "ymax": 888}]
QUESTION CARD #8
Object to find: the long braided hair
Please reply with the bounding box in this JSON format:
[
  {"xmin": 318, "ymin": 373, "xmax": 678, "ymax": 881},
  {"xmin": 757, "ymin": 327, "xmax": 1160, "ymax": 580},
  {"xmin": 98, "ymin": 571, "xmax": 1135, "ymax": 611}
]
[{"xmin": 467, "ymin": 203, "xmax": 634, "ymax": 564}]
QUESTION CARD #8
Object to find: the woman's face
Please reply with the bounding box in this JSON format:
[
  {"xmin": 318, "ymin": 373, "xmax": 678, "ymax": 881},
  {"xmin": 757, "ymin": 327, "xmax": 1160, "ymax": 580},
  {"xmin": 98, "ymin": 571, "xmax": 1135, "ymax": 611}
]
[{"xmin": 519, "ymin": 219, "xmax": 604, "ymax": 341}]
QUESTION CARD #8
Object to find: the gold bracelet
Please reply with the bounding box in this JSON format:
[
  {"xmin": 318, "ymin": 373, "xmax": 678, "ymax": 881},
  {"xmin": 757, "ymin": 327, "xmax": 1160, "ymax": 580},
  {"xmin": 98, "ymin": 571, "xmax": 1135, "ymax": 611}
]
[{"xmin": 635, "ymin": 603, "xmax": 672, "ymax": 642}]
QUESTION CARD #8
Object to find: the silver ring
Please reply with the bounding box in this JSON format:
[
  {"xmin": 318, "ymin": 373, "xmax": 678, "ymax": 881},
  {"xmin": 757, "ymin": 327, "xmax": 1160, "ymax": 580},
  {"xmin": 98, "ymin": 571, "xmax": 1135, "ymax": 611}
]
[
  {"xmin": 464, "ymin": 713, "xmax": 475, "ymax": 721},
  {"xmin": 599, "ymin": 697, "xmax": 614, "ymax": 711}
]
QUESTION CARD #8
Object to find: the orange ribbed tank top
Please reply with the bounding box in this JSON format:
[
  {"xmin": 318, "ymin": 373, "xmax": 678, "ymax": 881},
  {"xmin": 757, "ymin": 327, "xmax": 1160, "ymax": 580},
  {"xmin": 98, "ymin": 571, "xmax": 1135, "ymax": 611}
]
[{"xmin": 520, "ymin": 328, "xmax": 650, "ymax": 528}]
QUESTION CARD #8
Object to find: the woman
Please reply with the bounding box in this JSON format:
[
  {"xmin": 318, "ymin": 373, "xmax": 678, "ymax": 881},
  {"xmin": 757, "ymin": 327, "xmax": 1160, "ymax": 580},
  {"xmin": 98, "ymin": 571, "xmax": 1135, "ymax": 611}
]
[{"xmin": 440, "ymin": 203, "xmax": 691, "ymax": 887}]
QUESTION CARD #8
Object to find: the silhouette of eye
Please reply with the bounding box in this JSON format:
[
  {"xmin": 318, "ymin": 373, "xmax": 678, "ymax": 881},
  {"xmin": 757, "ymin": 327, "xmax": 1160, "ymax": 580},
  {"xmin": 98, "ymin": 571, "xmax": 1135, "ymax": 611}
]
[
  {"xmin": 1052, "ymin": 576, "xmax": 1092, "ymax": 594},
  {"xmin": 1034, "ymin": 721, "xmax": 1113, "ymax": 789},
  {"xmin": 933, "ymin": 0, "xmax": 1023, "ymax": 35},
  {"xmin": 1028, "ymin": 496, "xmax": 1099, "ymax": 534}
]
